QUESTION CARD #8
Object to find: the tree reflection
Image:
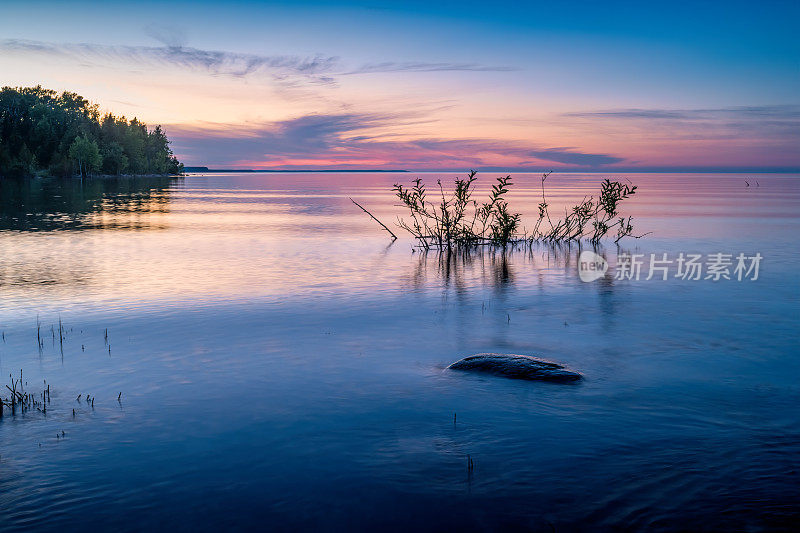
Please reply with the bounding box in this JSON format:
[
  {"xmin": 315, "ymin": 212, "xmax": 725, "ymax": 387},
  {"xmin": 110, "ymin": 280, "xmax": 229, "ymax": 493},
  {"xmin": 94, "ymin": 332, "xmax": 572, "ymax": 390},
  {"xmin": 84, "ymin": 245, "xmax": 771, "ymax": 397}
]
[{"xmin": 0, "ymin": 176, "xmax": 181, "ymax": 231}]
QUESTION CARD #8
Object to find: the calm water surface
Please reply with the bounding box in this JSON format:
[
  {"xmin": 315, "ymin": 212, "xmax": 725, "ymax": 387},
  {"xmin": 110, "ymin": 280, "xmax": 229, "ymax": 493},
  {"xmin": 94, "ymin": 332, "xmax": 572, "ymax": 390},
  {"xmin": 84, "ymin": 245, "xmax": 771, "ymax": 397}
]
[{"xmin": 0, "ymin": 172, "xmax": 798, "ymax": 531}]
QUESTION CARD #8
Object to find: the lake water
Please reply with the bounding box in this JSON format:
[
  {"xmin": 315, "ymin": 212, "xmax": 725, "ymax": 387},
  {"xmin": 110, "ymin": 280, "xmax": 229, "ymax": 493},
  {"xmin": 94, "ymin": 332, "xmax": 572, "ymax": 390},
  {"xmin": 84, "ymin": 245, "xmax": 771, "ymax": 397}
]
[{"xmin": 0, "ymin": 172, "xmax": 798, "ymax": 531}]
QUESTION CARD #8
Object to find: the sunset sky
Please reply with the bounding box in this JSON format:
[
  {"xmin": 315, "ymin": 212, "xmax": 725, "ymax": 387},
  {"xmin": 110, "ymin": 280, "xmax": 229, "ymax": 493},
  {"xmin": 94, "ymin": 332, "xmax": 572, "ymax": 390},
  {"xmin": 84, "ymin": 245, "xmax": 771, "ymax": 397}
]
[{"xmin": 1, "ymin": 0, "xmax": 798, "ymax": 171}]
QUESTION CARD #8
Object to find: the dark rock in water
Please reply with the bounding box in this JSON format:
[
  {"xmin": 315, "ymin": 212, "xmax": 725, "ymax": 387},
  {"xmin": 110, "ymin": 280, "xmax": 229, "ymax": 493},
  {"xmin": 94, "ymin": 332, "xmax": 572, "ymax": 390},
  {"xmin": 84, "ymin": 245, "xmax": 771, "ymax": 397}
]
[{"xmin": 447, "ymin": 353, "xmax": 582, "ymax": 383}]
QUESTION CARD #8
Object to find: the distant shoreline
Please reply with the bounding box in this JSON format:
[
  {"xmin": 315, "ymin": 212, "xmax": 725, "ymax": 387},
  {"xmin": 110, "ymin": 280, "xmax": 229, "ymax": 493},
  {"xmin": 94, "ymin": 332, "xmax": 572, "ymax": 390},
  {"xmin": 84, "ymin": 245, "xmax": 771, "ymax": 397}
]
[
  {"xmin": 183, "ymin": 167, "xmax": 408, "ymax": 173},
  {"xmin": 0, "ymin": 173, "xmax": 184, "ymax": 180},
  {"xmin": 182, "ymin": 167, "xmax": 799, "ymax": 174}
]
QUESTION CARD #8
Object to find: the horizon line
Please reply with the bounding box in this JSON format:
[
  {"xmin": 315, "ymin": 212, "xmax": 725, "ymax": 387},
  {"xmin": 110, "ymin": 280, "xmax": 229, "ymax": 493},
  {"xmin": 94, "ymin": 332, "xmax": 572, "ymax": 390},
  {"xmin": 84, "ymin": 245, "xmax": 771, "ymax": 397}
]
[{"xmin": 183, "ymin": 166, "xmax": 800, "ymax": 174}]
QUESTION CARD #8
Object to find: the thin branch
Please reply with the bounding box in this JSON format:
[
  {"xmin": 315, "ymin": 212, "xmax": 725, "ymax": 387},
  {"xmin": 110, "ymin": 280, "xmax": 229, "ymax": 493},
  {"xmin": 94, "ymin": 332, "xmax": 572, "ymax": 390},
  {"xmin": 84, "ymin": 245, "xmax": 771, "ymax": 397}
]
[{"xmin": 350, "ymin": 197, "xmax": 397, "ymax": 240}]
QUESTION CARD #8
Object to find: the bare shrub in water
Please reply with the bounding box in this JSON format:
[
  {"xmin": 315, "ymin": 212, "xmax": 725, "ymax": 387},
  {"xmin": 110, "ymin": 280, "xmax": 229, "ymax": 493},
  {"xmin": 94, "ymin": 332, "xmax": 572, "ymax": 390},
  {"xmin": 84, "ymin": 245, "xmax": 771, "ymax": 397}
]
[{"xmin": 393, "ymin": 171, "xmax": 640, "ymax": 248}]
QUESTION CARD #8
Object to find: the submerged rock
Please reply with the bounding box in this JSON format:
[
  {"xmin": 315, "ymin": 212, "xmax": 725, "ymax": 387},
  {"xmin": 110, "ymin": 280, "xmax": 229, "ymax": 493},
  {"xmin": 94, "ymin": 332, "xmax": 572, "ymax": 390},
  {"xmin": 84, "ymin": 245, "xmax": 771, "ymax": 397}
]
[{"xmin": 447, "ymin": 353, "xmax": 582, "ymax": 383}]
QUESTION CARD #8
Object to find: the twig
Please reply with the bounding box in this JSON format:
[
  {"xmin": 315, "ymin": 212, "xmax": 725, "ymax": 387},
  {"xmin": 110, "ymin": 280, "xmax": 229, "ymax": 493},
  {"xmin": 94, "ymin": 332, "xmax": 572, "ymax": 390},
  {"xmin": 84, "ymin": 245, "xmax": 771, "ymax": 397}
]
[{"xmin": 350, "ymin": 198, "xmax": 397, "ymax": 240}]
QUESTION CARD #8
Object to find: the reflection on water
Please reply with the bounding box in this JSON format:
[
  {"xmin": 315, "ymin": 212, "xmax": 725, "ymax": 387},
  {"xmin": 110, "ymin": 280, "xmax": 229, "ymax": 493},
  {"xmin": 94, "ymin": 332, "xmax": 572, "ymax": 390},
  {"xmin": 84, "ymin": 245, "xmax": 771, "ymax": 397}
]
[
  {"xmin": 408, "ymin": 248, "xmax": 518, "ymax": 293},
  {"xmin": 0, "ymin": 172, "xmax": 799, "ymax": 530},
  {"xmin": 0, "ymin": 175, "xmax": 179, "ymax": 231},
  {"xmin": 4, "ymin": 171, "xmax": 795, "ymax": 318}
]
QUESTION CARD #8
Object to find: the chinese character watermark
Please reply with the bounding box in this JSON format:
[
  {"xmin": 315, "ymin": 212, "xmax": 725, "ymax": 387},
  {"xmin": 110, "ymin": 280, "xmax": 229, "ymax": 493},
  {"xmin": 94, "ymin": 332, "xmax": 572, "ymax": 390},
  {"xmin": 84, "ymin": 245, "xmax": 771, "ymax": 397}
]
[
  {"xmin": 611, "ymin": 252, "xmax": 761, "ymax": 282},
  {"xmin": 578, "ymin": 252, "xmax": 763, "ymax": 282}
]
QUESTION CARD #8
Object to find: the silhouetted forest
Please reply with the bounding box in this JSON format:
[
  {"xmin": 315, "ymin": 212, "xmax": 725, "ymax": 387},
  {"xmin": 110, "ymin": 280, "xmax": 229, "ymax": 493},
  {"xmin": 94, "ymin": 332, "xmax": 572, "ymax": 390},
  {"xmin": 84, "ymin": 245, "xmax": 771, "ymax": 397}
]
[{"xmin": 0, "ymin": 86, "xmax": 183, "ymax": 178}]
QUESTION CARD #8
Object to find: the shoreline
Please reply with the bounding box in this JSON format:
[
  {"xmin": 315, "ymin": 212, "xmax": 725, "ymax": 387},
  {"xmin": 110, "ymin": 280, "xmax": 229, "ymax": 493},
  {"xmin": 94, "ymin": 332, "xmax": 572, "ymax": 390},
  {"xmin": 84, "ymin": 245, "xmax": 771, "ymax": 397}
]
[{"xmin": 0, "ymin": 173, "xmax": 185, "ymax": 180}]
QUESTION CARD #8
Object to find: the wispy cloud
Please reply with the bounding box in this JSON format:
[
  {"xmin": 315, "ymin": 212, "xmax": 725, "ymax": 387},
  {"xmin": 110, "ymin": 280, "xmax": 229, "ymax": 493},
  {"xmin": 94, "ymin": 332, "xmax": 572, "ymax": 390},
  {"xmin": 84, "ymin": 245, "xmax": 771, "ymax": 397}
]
[
  {"xmin": 0, "ymin": 37, "xmax": 515, "ymax": 85},
  {"xmin": 0, "ymin": 38, "xmax": 339, "ymax": 83},
  {"xmin": 344, "ymin": 62, "xmax": 517, "ymax": 74},
  {"xmin": 166, "ymin": 112, "xmax": 624, "ymax": 169},
  {"xmin": 565, "ymin": 105, "xmax": 800, "ymax": 120},
  {"xmin": 143, "ymin": 23, "xmax": 188, "ymax": 49},
  {"xmin": 555, "ymin": 104, "xmax": 800, "ymax": 167},
  {"xmin": 526, "ymin": 148, "xmax": 623, "ymax": 166},
  {"xmin": 563, "ymin": 105, "xmax": 800, "ymax": 141}
]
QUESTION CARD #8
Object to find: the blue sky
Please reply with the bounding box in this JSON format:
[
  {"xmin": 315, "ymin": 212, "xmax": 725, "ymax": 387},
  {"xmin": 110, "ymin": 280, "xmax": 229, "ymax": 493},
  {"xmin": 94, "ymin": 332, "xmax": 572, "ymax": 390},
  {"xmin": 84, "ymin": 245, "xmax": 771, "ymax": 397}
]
[{"xmin": 1, "ymin": 0, "xmax": 797, "ymax": 169}]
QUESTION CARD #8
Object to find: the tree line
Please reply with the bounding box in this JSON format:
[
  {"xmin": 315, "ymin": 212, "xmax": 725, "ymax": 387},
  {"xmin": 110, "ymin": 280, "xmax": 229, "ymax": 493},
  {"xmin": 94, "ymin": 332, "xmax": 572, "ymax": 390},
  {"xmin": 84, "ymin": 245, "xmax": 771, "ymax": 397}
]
[{"xmin": 0, "ymin": 86, "xmax": 183, "ymax": 178}]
